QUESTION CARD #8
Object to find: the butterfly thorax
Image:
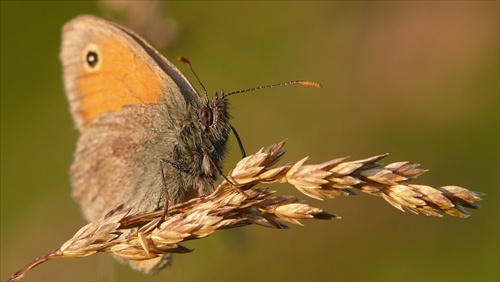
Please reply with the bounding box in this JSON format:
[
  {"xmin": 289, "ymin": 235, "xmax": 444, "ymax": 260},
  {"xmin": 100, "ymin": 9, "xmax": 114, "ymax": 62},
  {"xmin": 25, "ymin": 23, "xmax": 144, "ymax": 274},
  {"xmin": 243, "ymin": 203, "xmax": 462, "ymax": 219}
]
[{"xmin": 168, "ymin": 95, "xmax": 231, "ymax": 199}]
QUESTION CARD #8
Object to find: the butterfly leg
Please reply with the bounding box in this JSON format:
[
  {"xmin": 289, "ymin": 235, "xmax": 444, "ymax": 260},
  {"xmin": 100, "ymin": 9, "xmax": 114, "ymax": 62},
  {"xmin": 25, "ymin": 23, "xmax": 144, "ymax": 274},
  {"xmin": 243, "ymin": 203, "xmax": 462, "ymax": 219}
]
[
  {"xmin": 201, "ymin": 147, "xmax": 246, "ymax": 195},
  {"xmin": 230, "ymin": 124, "xmax": 246, "ymax": 158},
  {"xmin": 155, "ymin": 159, "xmax": 173, "ymax": 228}
]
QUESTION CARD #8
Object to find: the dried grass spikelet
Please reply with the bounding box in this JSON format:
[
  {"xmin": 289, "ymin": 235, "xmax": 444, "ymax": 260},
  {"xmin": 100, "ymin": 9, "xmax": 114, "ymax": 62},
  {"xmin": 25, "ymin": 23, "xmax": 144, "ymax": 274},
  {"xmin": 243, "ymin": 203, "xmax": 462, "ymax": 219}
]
[{"xmin": 8, "ymin": 140, "xmax": 483, "ymax": 282}]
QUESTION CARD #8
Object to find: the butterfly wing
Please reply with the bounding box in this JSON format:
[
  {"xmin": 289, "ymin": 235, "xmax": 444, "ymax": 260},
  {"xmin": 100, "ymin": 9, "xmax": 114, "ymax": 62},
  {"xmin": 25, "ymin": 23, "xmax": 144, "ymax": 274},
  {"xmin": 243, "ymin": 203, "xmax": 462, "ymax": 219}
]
[{"xmin": 60, "ymin": 15, "xmax": 198, "ymax": 273}]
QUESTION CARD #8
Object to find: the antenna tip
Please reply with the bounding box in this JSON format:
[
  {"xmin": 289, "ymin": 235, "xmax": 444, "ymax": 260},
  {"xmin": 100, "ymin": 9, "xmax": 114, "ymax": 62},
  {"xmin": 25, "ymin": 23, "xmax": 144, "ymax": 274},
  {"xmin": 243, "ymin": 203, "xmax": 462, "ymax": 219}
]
[
  {"xmin": 177, "ymin": 56, "xmax": 190, "ymax": 63},
  {"xmin": 298, "ymin": 80, "xmax": 322, "ymax": 88}
]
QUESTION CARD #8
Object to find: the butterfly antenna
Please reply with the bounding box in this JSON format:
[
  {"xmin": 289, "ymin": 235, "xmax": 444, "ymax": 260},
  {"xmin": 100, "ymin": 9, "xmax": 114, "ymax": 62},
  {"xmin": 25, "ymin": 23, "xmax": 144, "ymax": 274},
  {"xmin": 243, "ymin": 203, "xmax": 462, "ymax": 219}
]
[
  {"xmin": 224, "ymin": 80, "xmax": 322, "ymax": 97},
  {"xmin": 178, "ymin": 56, "xmax": 209, "ymax": 99}
]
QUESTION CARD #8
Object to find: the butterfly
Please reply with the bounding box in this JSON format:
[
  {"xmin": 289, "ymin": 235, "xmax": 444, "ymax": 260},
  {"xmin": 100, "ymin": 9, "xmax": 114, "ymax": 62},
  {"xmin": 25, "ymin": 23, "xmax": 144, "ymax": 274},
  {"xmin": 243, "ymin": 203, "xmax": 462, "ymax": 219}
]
[{"xmin": 60, "ymin": 15, "xmax": 320, "ymax": 273}]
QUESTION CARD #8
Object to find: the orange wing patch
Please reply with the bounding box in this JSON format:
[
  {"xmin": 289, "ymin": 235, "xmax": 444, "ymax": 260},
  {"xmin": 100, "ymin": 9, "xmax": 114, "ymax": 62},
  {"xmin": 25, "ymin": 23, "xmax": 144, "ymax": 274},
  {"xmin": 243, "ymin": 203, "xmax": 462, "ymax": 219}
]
[{"xmin": 76, "ymin": 35, "xmax": 163, "ymax": 127}]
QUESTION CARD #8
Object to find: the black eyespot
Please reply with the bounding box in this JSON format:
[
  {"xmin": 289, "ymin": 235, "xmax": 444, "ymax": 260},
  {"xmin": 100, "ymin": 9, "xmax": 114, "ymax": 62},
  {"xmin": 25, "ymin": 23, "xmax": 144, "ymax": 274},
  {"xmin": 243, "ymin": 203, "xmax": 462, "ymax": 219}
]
[
  {"xmin": 200, "ymin": 106, "xmax": 213, "ymax": 127},
  {"xmin": 86, "ymin": 51, "xmax": 99, "ymax": 68}
]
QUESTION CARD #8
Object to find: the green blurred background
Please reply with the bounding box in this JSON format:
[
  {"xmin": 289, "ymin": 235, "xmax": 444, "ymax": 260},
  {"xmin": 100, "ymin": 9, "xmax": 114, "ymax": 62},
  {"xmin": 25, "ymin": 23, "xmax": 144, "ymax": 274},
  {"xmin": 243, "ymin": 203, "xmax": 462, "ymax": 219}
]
[{"xmin": 1, "ymin": 1, "xmax": 498, "ymax": 281}]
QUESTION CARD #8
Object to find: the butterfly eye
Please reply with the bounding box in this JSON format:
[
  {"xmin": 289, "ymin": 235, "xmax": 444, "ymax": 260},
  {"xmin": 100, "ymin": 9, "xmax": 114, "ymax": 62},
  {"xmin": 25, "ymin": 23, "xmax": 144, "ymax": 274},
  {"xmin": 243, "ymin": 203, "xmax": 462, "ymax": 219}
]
[
  {"xmin": 200, "ymin": 106, "xmax": 213, "ymax": 127},
  {"xmin": 86, "ymin": 51, "xmax": 99, "ymax": 68}
]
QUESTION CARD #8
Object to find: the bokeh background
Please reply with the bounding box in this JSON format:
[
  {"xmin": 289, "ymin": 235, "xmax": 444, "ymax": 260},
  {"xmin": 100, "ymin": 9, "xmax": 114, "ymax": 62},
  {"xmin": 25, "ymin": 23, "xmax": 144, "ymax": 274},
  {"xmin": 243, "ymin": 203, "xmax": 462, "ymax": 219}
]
[{"xmin": 1, "ymin": 1, "xmax": 498, "ymax": 281}]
